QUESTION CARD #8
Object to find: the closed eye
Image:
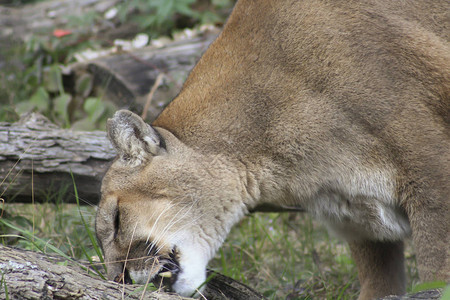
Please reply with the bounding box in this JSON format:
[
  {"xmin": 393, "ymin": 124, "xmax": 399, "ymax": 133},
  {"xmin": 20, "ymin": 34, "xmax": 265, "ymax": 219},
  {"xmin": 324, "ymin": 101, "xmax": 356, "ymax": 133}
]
[{"xmin": 114, "ymin": 209, "xmax": 120, "ymax": 238}]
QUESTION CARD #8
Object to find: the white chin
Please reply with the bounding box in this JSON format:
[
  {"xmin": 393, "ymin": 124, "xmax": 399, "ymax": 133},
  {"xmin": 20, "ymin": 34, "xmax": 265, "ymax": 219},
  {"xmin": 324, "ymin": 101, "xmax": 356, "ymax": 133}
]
[
  {"xmin": 172, "ymin": 268, "xmax": 206, "ymax": 297},
  {"xmin": 172, "ymin": 237, "xmax": 211, "ymax": 296}
]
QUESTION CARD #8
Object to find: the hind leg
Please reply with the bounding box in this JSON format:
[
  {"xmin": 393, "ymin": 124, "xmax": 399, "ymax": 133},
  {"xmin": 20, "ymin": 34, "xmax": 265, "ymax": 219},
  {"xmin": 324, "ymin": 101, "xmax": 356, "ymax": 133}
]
[{"xmin": 349, "ymin": 240, "xmax": 405, "ymax": 300}]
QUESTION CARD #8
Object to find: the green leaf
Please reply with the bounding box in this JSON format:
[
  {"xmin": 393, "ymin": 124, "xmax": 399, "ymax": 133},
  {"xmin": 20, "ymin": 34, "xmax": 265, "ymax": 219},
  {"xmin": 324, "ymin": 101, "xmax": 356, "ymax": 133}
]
[
  {"xmin": 173, "ymin": 0, "xmax": 195, "ymax": 17},
  {"xmin": 157, "ymin": 0, "xmax": 174, "ymax": 19},
  {"xmin": 83, "ymin": 97, "xmax": 105, "ymax": 123},
  {"xmin": 0, "ymin": 219, "xmax": 68, "ymax": 259},
  {"xmin": 133, "ymin": 14, "xmax": 158, "ymax": 29},
  {"xmin": 53, "ymin": 93, "xmax": 72, "ymax": 127},
  {"xmin": 75, "ymin": 73, "xmax": 93, "ymax": 97},
  {"xmin": 31, "ymin": 87, "xmax": 50, "ymax": 111},
  {"xmin": 16, "ymin": 87, "xmax": 50, "ymax": 115},
  {"xmin": 95, "ymin": 100, "xmax": 117, "ymax": 131},
  {"xmin": 43, "ymin": 65, "xmax": 64, "ymax": 94},
  {"xmin": 1, "ymin": 272, "xmax": 9, "ymax": 300},
  {"xmin": 199, "ymin": 11, "xmax": 221, "ymax": 24},
  {"xmin": 212, "ymin": 0, "xmax": 233, "ymax": 9},
  {"xmin": 15, "ymin": 102, "xmax": 35, "ymax": 116}
]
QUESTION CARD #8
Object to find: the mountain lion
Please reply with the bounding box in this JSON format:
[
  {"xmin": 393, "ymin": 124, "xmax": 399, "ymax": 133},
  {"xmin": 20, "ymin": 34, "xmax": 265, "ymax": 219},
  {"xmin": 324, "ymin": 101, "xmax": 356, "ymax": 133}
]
[{"xmin": 96, "ymin": 0, "xmax": 449, "ymax": 298}]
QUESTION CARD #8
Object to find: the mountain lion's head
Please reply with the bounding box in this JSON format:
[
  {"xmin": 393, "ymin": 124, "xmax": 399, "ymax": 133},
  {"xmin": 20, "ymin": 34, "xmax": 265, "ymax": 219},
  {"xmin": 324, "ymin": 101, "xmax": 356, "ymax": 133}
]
[{"xmin": 96, "ymin": 110, "xmax": 247, "ymax": 296}]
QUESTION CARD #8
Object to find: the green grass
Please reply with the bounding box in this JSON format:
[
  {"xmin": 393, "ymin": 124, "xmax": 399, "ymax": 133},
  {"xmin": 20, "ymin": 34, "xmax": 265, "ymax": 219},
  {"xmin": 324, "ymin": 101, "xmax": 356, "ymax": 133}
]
[
  {"xmin": 1, "ymin": 271, "xmax": 9, "ymax": 300},
  {"xmin": 213, "ymin": 213, "xmax": 420, "ymax": 299},
  {"xmin": 0, "ymin": 198, "xmax": 421, "ymax": 299},
  {"xmin": 209, "ymin": 213, "xmax": 361, "ymax": 299}
]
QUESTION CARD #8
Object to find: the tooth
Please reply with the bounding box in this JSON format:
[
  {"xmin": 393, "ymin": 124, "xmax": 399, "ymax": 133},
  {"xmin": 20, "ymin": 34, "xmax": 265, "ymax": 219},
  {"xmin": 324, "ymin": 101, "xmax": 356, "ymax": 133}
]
[{"xmin": 158, "ymin": 271, "xmax": 172, "ymax": 278}]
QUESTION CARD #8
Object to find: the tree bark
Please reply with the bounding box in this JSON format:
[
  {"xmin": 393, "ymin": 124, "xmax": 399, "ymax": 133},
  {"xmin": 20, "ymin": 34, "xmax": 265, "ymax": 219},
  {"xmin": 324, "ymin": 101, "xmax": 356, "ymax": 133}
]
[{"xmin": 0, "ymin": 245, "xmax": 264, "ymax": 300}]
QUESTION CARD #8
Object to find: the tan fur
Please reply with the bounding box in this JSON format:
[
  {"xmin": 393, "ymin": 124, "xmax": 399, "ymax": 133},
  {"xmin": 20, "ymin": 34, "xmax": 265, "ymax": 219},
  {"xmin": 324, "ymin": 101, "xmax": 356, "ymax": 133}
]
[{"xmin": 96, "ymin": 0, "xmax": 450, "ymax": 298}]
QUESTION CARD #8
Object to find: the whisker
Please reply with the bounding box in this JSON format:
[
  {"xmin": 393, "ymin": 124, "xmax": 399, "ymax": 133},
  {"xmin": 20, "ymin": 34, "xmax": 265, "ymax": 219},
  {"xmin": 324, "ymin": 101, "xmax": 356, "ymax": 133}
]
[
  {"xmin": 144, "ymin": 207, "xmax": 160, "ymax": 244},
  {"xmin": 149, "ymin": 199, "xmax": 198, "ymax": 254},
  {"xmin": 145, "ymin": 201, "xmax": 176, "ymax": 254},
  {"xmin": 154, "ymin": 213, "xmax": 205, "ymax": 256},
  {"xmin": 102, "ymin": 256, "xmax": 154, "ymax": 265},
  {"xmin": 145, "ymin": 191, "xmax": 200, "ymax": 255},
  {"xmin": 146, "ymin": 201, "xmax": 175, "ymax": 244}
]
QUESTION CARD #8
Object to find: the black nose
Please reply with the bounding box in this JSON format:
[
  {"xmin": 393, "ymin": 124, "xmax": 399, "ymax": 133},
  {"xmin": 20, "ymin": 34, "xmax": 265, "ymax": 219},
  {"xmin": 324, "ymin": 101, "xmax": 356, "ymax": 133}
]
[{"xmin": 113, "ymin": 268, "xmax": 133, "ymax": 284}]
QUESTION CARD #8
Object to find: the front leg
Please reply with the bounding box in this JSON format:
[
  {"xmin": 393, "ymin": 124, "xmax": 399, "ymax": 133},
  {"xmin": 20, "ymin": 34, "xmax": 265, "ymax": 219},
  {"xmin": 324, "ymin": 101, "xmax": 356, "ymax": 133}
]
[
  {"xmin": 349, "ymin": 240, "xmax": 405, "ymax": 299},
  {"xmin": 408, "ymin": 201, "xmax": 450, "ymax": 283}
]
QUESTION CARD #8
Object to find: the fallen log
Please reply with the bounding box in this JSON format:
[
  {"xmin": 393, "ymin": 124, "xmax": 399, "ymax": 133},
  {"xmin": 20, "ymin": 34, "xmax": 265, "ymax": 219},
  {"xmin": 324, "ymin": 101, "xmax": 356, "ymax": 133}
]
[
  {"xmin": 0, "ymin": 112, "xmax": 115, "ymax": 205},
  {"xmin": 0, "ymin": 245, "xmax": 264, "ymax": 300}
]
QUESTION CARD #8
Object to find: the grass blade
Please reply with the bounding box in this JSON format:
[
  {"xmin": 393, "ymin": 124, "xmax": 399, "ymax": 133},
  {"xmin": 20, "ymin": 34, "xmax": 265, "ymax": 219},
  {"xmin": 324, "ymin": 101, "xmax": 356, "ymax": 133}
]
[{"xmin": 69, "ymin": 171, "xmax": 106, "ymax": 277}]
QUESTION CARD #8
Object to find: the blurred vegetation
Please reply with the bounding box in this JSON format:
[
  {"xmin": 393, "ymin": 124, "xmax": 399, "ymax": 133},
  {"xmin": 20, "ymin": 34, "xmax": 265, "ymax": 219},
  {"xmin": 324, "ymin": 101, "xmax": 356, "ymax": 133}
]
[
  {"xmin": 0, "ymin": 0, "xmax": 235, "ymax": 129},
  {"xmin": 117, "ymin": 0, "xmax": 233, "ymax": 38},
  {"xmin": 0, "ymin": 0, "xmax": 46, "ymax": 5},
  {"xmin": 0, "ymin": 35, "xmax": 114, "ymax": 130}
]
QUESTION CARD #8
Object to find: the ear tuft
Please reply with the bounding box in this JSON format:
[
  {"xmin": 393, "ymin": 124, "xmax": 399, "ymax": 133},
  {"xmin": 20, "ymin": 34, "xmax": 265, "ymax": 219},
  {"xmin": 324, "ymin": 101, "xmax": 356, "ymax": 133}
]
[{"xmin": 107, "ymin": 110, "xmax": 162, "ymax": 166}]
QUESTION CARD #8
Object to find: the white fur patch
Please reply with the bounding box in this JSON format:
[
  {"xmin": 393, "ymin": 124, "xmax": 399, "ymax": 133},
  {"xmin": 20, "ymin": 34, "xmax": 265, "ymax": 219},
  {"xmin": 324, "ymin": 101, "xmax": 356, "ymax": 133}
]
[
  {"xmin": 303, "ymin": 168, "xmax": 411, "ymax": 241},
  {"xmin": 172, "ymin": 241, "xmax": 208, "ymax": 297}
]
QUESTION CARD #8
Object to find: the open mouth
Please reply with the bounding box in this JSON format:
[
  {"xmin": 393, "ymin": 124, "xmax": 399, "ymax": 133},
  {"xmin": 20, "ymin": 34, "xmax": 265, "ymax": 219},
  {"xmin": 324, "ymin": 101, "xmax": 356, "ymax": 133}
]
[
  {"xmin": 112, "ymin": 247, "xmax": 180, "ymax": 290},
  {"xmin": 152, "ymin": 247, "xmax": 180, "ymax": 289}
]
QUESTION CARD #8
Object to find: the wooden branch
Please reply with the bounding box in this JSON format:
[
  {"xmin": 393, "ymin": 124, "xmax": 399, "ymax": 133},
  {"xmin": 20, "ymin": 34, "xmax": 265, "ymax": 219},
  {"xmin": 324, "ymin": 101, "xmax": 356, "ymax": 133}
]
[{"xmin": 0, "ymin": 245, "xmax": 264, "ymax": 299}]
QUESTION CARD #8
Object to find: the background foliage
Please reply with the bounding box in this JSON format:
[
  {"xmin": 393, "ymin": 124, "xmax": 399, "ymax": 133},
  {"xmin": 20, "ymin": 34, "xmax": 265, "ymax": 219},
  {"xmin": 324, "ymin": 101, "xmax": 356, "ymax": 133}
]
[{"xmin": 0, "ymin": 0, "xmax": 235, "ymax": 129}]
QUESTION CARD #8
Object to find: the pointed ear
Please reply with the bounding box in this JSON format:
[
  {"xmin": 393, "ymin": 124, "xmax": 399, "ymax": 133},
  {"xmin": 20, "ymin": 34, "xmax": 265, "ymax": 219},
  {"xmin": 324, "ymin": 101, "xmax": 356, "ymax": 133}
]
[{"xmin": 107, "ymin": 110, "xmax": 163, "ymax": 166}]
